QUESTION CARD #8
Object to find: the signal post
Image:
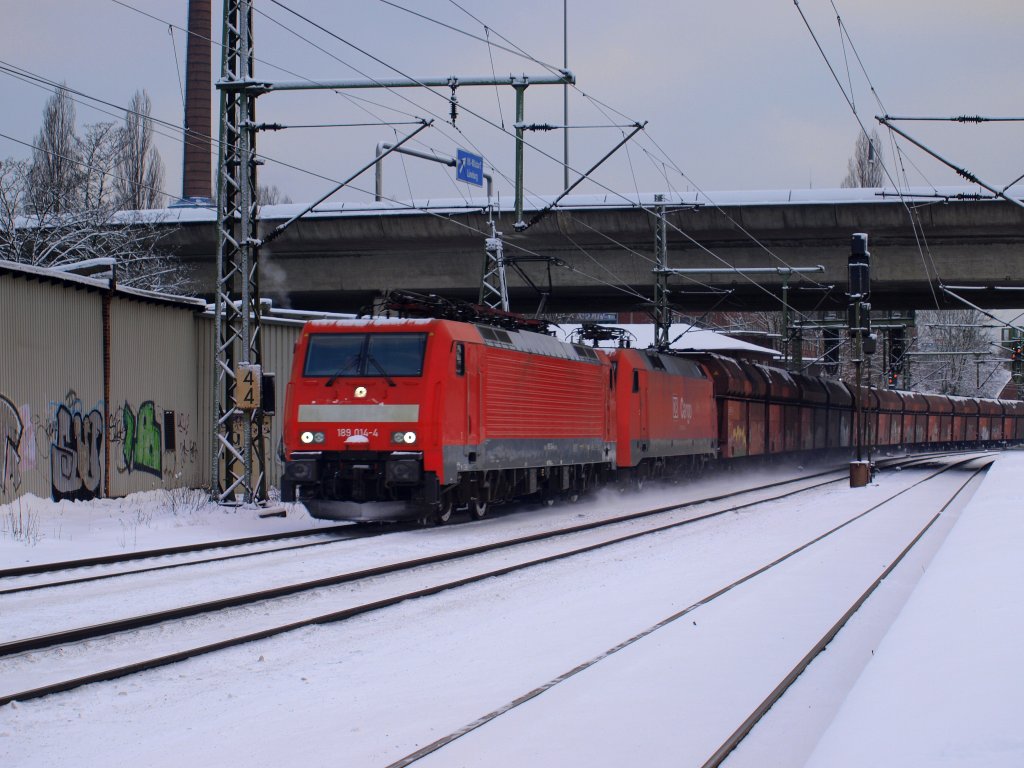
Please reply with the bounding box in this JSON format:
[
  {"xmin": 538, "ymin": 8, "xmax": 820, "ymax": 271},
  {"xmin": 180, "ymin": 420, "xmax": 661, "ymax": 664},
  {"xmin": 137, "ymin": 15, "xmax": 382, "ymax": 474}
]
[{"xmin": 848, "ymin": 233, "xmax": 874, "ymax": 487}]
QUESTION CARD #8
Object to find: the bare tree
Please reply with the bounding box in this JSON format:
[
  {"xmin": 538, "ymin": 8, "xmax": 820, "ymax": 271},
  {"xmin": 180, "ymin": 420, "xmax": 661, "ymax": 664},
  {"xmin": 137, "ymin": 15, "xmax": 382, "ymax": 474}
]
[
  {"xmin": 258, "ymin": 183, "xmax": 292, "ymax": 206},
  {"xmin": 78, "ymin": 122, "xmax": 120, "ymax": 209},
  {"xmin": 841, "ymin": 128, "xmax": 885, "ymax": 188},
  {"xmin": 0, "ymin": 158, "xmax": 31, "ymax": 253},
  {"xmin": 116, "ymin": 90, "xmax": 165, "ymax": 210},
  {"xmin": 28, "ymin": 87, "xmax": 83, "ymax": 214}
]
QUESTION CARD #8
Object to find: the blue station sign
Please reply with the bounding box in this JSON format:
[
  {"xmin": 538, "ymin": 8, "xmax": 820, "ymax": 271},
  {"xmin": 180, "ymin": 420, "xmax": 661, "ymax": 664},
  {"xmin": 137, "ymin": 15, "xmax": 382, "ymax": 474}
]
[{"xmin": 456, "ymin": 149, "xmax": 484, "ymax": 187}]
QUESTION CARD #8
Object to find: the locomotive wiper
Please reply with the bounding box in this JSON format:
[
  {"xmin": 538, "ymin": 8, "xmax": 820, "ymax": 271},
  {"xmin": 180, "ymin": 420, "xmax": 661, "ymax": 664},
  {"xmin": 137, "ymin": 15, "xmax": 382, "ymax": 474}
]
[
  {"xmin": 324, "ymin": 352, "xmax": 396, "ymax": 387},
  {"xmin": 365, "ymin": 352, "xmax": 397, "ymax": 387},
  {"xmin": 325, "ymin": 356, "xmax": 359, "ymax": 387}
]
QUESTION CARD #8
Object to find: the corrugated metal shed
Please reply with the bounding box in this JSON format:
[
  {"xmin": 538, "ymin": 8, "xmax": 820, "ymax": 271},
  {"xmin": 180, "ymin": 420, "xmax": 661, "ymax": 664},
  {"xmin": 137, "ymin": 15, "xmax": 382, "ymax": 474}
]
[
  {"xmin": 1, "ymin": 260, "xmax": 301, "ymax": 505},
  {"xmin": 108, "ymin": 297, "xmax": 203, "ymax": 496},
  {"xmin": 1, "ymin": 267, "xmax": 104, "ymax": 502}
]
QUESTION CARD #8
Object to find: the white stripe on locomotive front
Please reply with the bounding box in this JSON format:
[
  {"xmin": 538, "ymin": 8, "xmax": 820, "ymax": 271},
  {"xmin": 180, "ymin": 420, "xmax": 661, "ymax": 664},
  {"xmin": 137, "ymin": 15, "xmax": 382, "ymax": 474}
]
[{"xmin": 297, "ymin": 404, "xmax": 420, "ymax": 422}]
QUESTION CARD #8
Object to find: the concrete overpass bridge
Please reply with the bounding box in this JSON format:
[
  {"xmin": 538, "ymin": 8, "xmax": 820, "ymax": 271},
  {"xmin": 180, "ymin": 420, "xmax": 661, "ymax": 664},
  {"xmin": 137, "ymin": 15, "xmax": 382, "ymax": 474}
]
[{"xmin": 160, "ymin": 185, "xmax": 1024, "ymax": 316}]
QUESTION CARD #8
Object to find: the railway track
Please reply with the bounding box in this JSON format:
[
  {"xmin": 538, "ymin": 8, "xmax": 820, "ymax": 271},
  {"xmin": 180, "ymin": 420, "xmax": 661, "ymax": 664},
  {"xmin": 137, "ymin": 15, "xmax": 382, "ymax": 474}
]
[
  {"xmin": 379, "ymin": 453, "xmax": 992, "ymax": 767},
  {"xmin": 0, "ymin": 448, "xmax": 970, "ymax": 598},
  {"xmin": 0, "ymin": 455, "xmax": 880, "ymax": 601},
  {"xmin": 0, "ymin": 522, "xmax": 405, "ymax": 595},
  {"xmin": 699, "ymin": 458, "xmax": 991, "ymax": 767},
  {"xmin": 6, "ymin": 452, "xmax": 950, "ymax": 634},
  {"xmin": 0, "ymin": 451, "xmax": 986, "ymax": 709}
]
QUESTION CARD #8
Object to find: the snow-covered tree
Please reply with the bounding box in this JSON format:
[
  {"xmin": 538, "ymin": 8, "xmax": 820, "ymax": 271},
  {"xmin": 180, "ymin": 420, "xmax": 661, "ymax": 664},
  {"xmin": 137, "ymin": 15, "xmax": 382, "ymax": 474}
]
[
  {"xmin": 909, "ymin": 309, "xmax": 1006, "ymax": 397},
  {"xmin": 0, "ymin": 89, "xmax": 190, "ymax": 293}
]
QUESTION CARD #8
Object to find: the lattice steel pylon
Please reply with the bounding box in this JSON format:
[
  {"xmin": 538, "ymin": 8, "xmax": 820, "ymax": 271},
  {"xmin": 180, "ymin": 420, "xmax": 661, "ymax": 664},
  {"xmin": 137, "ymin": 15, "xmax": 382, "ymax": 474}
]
[
  {"xmin": 479, "ymin": 218, "xmax": 510, "ymax": 312},
  {"xmin": 212, "ymin": 0, "xmax": 266, "ymax": 504},
  {"xmin": 652, "ymin": 195, "xmax": 671, "ymax": 350}
]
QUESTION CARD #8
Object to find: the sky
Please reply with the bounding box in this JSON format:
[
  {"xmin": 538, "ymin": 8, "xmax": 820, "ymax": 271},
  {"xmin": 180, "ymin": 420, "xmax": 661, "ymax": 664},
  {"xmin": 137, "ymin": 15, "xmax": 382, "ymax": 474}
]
[{"xmin": 1, "ymin": 1, "xmax": 1023, "ymax": 207}]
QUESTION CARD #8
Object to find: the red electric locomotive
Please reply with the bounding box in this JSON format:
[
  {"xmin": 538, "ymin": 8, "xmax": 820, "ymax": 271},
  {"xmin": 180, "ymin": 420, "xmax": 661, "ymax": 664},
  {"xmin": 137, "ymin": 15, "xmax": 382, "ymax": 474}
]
[
  {"xmin": 608, "ymin": 347, "xmax": 717, "ymax": 481},
  {"xmin": 281, "ymin": 317, "xmax": 616, "ymax": 522}
]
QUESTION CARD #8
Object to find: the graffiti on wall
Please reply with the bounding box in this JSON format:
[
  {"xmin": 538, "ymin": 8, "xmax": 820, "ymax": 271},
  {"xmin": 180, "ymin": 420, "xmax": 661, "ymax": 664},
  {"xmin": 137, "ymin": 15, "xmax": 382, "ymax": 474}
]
[
  {"xmin": 50, "ymin": 391, "xmax": 104, "ymax": 502},
  {"xmin": 1, "ymin": 395, "xmax": 23, "ymax": 494},
  {"xmin": 122, "ymin": 400, "xmax": 162, "ymax": 477},
  {"xmin": 19, "ymin": 403, "xmax": 35, "ymax": 474},
  {"xmin": 108, "ymin": 401, "xmax": 201, "ymax": 480},
  {"xmin": 3, "ymin": 388, "xmax": 203, "ymax": 499},
  {"xmin": 169, "ymin": 411, "xmax": 198, "ymax": 476}
]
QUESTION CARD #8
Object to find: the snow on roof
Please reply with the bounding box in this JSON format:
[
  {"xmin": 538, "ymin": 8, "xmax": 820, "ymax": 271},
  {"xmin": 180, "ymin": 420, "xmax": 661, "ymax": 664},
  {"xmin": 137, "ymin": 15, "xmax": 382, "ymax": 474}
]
[
  {"xmin": 556, "ymin": 322, "xmax": 779, "ymax": 357},
  {"xmin": 308, "ymin": 317, "xmax": 434, "ymax": 328},
  {"xmin": 0, "ymin": 258, "xmax": 207, "ymax": 310},
  {"xmin": 125, "ymin": 184, "xmax": 1024, "ymax": 226}
]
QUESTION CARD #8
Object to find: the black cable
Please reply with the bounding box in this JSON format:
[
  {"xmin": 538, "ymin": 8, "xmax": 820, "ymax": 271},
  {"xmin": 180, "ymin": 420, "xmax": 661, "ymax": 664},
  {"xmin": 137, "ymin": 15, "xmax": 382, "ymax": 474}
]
[{"xmin": 376, "ymin": 0, "xmax": 564, "ymax": 73}]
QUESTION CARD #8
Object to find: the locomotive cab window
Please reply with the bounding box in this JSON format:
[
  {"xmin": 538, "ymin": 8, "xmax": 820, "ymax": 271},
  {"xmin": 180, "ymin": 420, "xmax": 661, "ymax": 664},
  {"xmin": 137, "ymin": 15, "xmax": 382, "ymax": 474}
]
[{"xmin": 304, "ymin": 333, "xmax": 428, "ymax": 379}]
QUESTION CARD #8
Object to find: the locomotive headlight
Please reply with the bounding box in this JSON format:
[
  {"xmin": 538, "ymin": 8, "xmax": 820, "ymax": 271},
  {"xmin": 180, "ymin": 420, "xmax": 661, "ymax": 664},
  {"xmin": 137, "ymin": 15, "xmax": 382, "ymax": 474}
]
[
  {"xmin": 300, "ymin": 431, "xmax": 315, "ymax": 444},
  {"xmin": 392, "ymin": 430, "xmax": 417, "ymax": 444},
  {"xmin": 313, "ymin": 431, "xmax": 326, "ymax": 444},
  {"xmin": 403, "ymin": 431, "xmax": 417, "ymax": 444},
  {"xmin": 354, "ymin": 386, "xmax": 367, "ymax": 398}
]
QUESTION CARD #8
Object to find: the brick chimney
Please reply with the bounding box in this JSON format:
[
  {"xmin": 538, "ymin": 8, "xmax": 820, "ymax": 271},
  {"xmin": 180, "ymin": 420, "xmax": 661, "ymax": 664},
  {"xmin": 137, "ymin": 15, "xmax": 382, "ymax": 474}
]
[{"xmin": 181, "ymin": 0, "xmax": 212, "ymax": 200}]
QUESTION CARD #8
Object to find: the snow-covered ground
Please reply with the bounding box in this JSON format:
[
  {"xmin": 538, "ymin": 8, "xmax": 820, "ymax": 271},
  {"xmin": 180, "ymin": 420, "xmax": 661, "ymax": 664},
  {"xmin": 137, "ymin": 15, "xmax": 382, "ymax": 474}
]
[
  {"xmin": 0, "ymin": 488, "xmax": 322, "ymax": 569},
  {"xmin": 1, "ymin": 452, "xmax": 1021, "ymax": 767},
  {"xmin": 803, "ymin": 451, "xmax": 1024, "ymax": 767}
]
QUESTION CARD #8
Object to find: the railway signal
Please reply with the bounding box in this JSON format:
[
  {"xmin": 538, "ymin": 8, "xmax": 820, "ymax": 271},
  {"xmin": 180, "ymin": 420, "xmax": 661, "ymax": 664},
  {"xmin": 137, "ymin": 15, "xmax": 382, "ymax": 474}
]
[{"xmin": 848, "ymin": 232, "xmax": 873, "ymax": 485}]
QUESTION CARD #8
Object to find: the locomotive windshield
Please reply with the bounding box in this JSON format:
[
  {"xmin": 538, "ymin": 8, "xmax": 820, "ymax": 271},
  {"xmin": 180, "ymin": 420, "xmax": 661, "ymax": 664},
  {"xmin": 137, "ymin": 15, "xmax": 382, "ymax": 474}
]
[{"xmin": 304, "ymin": 333, "xmax": 428, "ymax": 381}]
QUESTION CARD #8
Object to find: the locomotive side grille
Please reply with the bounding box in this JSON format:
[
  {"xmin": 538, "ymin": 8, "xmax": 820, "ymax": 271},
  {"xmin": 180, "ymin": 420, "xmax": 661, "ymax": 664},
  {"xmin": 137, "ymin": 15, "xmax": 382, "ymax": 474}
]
[{"xmin": 483, "ymin": 353, "xmax": 607, "ymax": 437}]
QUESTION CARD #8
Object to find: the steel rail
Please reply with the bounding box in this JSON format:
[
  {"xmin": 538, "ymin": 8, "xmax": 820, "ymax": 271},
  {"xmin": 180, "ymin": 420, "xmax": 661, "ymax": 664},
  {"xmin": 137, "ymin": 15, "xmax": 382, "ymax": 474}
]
[
  {"xmin": 0, "ymin": 450, "xmax": 965, "ymax": 594},
  {"xmin": 0, "ymin": 452, "xmax": 986, "ymax": 707},
  {"xmin": 700, "ymin": 459, "xmax": 992, "ymax": 767},
  {"xmin": 385, "ymin": 454, "xmax": 990, "ymax": 768},
  {"xmin": 0, "ymin": 450, "xmax": 977, "ymax": 597},
  {"xmin": 0, "ymin": 523, "xmax": 357, "ymax": 579},
  {"xmin": 0, "ymin": 528, "xmax": 389, "ymax": 596},
  {"xmin": 0, "ymin": 464, "xmax": 855, "ymax": 657}
]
